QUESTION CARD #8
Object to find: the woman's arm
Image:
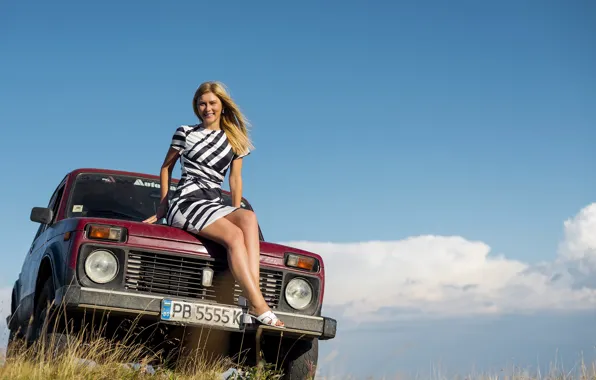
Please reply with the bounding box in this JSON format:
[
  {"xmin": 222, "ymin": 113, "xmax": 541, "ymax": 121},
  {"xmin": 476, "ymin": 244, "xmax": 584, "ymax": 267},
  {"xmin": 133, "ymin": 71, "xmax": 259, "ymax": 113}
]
[
  {"xmin": 229, "ymin": 158, "xmax": 244, "ymax": 208},
  {"xmin": 143, "ymin": 147, "xmax": 180, "ymax": 223},
  {"xmin": 160, "ymin": 147, "xmax": 180, "ymax": 204}
]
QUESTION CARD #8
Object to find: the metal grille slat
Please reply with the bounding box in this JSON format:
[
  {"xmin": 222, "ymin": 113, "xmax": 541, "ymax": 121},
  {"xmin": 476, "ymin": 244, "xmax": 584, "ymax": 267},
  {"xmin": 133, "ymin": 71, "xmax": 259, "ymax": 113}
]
[
  {"xmin": 128, "ymin": 263, "xmax": 206, "ymax": 279},
  {"xmin": 125, "ymin": 250, "xmax": 282, "ymax": 308}
]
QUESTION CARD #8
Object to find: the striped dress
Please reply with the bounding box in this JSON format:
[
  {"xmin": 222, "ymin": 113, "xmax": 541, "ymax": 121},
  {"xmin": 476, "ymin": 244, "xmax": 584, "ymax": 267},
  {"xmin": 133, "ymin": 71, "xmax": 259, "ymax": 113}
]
[{"xmin": 165, "ymin": 124, "xmax": 250, "ymax": 233}]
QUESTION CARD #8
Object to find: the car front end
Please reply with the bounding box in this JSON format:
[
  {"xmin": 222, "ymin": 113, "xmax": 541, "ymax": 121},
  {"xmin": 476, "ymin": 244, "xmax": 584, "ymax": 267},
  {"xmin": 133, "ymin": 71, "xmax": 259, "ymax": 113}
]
[{"xmin": 55, "ymin": 219, "xmax": 336, "ymax": 342}]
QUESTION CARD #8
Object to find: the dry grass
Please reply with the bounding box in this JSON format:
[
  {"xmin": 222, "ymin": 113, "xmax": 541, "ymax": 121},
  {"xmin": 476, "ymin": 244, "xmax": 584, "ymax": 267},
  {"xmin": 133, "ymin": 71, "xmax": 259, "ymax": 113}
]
[
  {"xmin": 2, "ymin": 335, "xmax": 594, "ymax": 380},
  {"xmin": 1, "ymin": 298, "xmax": 288, "ymax": 380},
  {"xmin": 4, "ymin": 334, "xmax": 594, "ymax": 380},
  {"xmin": 2, "ymin": 300, "xmax": 592, "ymax": 379},
  {"xmin": 1, "ymin": 332, "xmax": 284, "ymax": 379}
]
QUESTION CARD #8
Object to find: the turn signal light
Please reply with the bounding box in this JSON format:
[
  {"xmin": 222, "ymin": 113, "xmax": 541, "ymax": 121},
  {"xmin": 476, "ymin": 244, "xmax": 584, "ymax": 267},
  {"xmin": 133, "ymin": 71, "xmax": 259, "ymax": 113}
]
[
  {"xmin": 87, "ymin": 225, "xmax": 125, "ymax": 241},
  {"xmin": 286, "ymin": 253, "xmax": 317, "ymax": 271}
]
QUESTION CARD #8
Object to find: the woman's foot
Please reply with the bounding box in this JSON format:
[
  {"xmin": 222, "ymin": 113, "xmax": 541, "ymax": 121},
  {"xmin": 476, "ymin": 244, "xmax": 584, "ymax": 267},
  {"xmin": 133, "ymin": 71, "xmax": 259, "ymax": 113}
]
[
  {"xmin": 250, "ymin": 308, "xmax": 285, "ymax": 328},
  {"xmin": 239, "ymin": 297, "xmax": 284, "ymax": 328}
]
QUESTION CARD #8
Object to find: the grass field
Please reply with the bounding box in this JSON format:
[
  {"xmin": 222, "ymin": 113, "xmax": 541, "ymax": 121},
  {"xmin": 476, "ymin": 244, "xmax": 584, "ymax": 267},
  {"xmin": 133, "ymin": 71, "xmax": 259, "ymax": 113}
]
[
  {"xmin": 1, "ymin": 303, "xmax": 593, "ymax": 380},
  {"xmin": 0, "ymin": 292, "xmax": 316, "ymax": 380},
  {"xmin": 1, "ymin": 332, "xmax": 287, "ymax": 380},
  {"xmin": 1, "ymin": 332, "xmax": 594, "ymax": 380}
]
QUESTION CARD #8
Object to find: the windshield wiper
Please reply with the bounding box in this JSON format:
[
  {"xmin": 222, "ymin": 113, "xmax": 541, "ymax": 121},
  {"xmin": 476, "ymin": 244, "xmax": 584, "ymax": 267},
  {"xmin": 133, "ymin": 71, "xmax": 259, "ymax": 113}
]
[{"xmin": 84, "ymin": 209, "xmax": 146, "ymax": 221}]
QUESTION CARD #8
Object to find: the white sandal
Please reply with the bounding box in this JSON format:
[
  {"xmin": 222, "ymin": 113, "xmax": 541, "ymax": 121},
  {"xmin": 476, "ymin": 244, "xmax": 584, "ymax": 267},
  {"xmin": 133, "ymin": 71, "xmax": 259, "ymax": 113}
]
[
  {"xmin": 251, "ymin": 310, "xmax": 285, "ymax": 329},
  {"xmin": 238, "ymin": 296, "xmax": 285, "ymax": 328}
]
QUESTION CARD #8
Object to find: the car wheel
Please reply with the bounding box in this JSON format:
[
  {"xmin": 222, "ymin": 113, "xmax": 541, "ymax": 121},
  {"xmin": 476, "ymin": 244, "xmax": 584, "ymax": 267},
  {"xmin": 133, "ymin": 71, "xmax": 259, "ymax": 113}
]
[
  {"xmin": 31, "ymin": 276, "xmax": 56, "ymax": 344},
  {"xmin": 281, "ymin": 338, "xmax": 318, "ymax": 380},
  {"xmin": 263, "ymin": 337, "xmax": 318, "ymax": 380},
  {"xmin": 6, "ymin": 291, "xmax": 24, "ymax": 357}
]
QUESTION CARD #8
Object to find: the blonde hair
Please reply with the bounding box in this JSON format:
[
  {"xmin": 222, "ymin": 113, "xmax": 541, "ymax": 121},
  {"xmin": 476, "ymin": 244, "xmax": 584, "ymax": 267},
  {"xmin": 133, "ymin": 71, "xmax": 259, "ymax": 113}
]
[{"xmin": 192, "ymin": 81, "xmax": 254, "ymax": 156}]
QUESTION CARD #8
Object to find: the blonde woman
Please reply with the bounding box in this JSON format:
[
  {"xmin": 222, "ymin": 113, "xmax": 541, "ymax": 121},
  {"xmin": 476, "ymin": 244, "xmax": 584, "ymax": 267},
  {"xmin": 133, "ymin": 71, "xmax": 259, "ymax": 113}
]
[{"xmin": 143, "ymin": 81, "xmax": 284, "ymax": 328}]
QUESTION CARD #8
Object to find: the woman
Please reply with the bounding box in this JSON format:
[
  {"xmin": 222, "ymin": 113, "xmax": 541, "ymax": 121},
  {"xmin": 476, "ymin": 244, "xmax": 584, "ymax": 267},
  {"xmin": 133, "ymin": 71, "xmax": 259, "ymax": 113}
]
[{"xmin": 143, "ymin": 81, "xmax": 284, "ymax": 328}]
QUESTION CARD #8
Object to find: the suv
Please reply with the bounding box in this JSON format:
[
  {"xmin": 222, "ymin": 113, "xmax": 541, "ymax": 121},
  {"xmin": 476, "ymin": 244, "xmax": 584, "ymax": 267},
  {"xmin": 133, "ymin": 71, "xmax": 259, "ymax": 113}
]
[{"xmin": 6, "ymin": 168, "xmax": 336, "ymax": 379}]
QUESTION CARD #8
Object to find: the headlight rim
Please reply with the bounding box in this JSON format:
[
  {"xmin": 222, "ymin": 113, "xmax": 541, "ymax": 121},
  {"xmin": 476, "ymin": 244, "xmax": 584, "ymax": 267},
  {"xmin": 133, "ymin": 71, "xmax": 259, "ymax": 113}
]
[
  {"xmin": 84, "ymin": 249, "xmax": 119, "ymax": 284},
  {"xmin": 284, "ymin": 277, "xmax": 314, "ymax": 311}
]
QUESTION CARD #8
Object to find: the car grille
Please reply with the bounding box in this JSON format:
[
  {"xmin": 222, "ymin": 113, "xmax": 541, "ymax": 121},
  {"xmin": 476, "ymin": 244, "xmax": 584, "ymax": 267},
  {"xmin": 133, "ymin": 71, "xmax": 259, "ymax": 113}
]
[{"xmin": 124, "ymin": 250, "xmax": 283, "ymax": 309}]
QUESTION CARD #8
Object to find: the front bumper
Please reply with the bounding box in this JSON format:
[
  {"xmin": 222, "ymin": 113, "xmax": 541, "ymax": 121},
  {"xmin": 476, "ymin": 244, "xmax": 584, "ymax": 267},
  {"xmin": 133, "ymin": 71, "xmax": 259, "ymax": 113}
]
[{"xmin": 55, "ymin": 285, "xmax": 337, "ymax": 340}]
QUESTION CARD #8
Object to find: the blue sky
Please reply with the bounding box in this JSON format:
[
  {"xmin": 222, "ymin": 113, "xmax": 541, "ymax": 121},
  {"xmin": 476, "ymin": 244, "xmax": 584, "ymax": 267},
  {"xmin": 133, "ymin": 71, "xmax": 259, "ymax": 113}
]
[{"xmin": 1, "ymin": 0, "xmax": 595, "ymax": 378}]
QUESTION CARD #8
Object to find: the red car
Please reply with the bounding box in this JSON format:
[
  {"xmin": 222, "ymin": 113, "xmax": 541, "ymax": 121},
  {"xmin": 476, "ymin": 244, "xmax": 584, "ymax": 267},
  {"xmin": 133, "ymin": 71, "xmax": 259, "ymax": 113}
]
[{"xmin": 7, "ymin": 168, "xmax": 336, "ymax": 379}]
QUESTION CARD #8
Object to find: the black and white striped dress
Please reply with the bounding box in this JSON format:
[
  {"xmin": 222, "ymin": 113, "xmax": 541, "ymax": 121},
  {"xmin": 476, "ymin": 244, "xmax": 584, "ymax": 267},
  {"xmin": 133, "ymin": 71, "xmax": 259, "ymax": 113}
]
[{"xmin": 165, "ymin": 124, "xmax": 250, "ymax": 233}]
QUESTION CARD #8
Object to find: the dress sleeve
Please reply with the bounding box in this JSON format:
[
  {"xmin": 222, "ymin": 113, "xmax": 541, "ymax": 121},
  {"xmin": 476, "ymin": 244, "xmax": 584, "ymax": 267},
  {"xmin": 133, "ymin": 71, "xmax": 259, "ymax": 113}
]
[
  {"xmin": 233, "ymin": 148, "xmax": 251, "ymax": 160},
  {"xmin": 170, "ymin": 126, "xmax": 188, "ymax": 153}
]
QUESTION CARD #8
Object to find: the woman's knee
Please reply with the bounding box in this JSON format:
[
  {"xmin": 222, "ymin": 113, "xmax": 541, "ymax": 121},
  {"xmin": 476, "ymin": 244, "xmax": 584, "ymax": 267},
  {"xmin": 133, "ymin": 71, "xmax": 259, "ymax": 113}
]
[
  {"xmin": 222, "ymin": 224, "xmax": 245, "ymax": 250},
  {"xmin": 238, "ymin": 209, "xmax": 258, "ymax": 229}
]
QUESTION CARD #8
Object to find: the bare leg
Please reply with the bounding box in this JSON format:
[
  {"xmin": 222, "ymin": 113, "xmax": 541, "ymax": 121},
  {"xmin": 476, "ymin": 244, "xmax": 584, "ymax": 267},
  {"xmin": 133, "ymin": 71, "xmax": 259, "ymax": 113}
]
[
  {"xmin": 197, "ymin": 216, "xmax": 284, "ymax": 327},
  {"xmin": 224, "ymin": 209, "xmax": 260, "ymax": 291}
]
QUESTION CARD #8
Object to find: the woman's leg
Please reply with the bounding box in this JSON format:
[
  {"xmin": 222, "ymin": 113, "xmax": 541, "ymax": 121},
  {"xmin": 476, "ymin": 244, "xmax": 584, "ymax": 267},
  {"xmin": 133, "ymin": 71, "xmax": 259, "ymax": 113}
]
[
  {"xmin": 197, "ymin": 216, "xmax": 284, "ymax": 327},
  {"xmin": 224, "ymin": 209, "xmax": 260, "ymax": 290}
]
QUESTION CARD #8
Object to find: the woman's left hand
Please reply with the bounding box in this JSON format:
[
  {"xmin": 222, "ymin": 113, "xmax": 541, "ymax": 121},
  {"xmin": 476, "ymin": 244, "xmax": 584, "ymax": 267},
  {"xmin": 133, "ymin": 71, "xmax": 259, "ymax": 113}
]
[
  {"xmin": 143, "ymin": 214, "xmax": 157, "ymax": 224},
  {"xmin": 143, "ymin": 203, "xmax": 168, "ymax": 224}
]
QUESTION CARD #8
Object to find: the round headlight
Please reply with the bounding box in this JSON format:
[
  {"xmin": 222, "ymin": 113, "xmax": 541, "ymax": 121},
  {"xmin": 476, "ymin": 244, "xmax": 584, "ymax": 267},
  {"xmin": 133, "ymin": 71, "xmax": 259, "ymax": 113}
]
[
  {"xmin": 85, "ymin": 249, "xmax": 118, "ymax": 284},
  {"xmin": 285, "ymin": 278, "xmax": 313, "ymax": 310}
]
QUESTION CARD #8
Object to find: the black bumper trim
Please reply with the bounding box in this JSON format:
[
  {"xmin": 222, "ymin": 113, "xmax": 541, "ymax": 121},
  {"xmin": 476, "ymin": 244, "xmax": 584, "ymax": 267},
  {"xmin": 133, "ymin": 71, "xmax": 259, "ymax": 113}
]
[{"xmin": 55, "ymin": 286, "xmax": 336, "ymax": 340}]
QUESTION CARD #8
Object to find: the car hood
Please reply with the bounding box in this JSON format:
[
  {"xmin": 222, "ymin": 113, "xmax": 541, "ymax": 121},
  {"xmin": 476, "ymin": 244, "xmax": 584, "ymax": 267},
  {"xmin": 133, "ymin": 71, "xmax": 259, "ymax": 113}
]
[{"xmin": 71, "ymin": 217, "xmax": 322, "ymax": 262}]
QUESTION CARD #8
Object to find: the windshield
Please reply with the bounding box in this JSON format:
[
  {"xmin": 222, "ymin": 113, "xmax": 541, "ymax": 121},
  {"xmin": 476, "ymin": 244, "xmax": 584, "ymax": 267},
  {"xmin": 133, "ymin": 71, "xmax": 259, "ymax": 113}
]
[{"xmin": 66, "ymin": 172, "xmax": 253, "ymax": 222}]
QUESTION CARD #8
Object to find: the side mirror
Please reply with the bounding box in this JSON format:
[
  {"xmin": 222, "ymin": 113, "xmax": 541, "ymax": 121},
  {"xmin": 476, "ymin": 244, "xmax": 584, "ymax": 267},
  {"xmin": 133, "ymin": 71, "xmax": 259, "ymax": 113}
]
[{"xmin": 30, "ymin": 207, "xmax": 54, "ymax": 224}]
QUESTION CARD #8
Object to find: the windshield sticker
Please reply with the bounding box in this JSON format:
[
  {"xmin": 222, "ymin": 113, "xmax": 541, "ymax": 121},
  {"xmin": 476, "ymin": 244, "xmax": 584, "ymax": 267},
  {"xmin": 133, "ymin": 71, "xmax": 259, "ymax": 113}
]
[
  {"xmin": 72, "ymin": 205, "xmax": 83, "ymax": 212},
  {"xmin": 134, "ymin": 179, "xmax": 176, "ymax": 191}
]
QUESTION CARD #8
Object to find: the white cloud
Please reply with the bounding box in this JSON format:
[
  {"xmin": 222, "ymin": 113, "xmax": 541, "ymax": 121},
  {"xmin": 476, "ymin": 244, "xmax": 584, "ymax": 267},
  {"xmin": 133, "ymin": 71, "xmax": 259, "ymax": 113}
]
[
  {"xmin": 557, "ymin": 203, "xmax": 596, "ymax": 272},
  {"xmin": 281, "ymin": 203, "xmax": 596, "ymax": 323}
]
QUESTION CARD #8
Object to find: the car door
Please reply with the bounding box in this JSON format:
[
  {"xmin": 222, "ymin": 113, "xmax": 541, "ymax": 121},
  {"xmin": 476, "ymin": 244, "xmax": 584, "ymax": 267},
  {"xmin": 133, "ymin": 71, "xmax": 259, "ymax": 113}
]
[{"xmin": 42, "ymin": 182, "xmax": 66, "ymax": 243}]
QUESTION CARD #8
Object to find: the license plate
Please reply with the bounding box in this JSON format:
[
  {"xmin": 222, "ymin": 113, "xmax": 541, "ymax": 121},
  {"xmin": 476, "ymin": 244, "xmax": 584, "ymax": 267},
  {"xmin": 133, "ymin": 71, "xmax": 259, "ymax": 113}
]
[{"xmin": 160, "ymin": 299, "xmax": 244, "ymax": 330}]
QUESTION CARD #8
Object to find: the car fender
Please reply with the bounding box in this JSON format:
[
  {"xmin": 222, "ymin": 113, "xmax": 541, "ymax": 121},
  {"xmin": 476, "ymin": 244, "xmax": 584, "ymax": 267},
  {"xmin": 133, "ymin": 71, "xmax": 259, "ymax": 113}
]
[
  {"xmin": 38, "ymin": 247, "xmax": 59, "ymax": 293},
  {"xmin": 11, "ymin": 279, "xmax": 20, "ymax": 309},
  {"xmin": 8, "ymin": 280, "xmax": 20, "ymax": 329},
  {"xmin": 40, "ymin": 232, "xmax": 74, "ymax": 291}
]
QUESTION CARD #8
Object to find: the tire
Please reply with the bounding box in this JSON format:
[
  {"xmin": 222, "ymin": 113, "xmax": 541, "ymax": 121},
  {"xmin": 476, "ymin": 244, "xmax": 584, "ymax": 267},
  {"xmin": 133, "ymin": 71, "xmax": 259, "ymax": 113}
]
[
  {"xmin": 281, "ymin": 338, "xmax": 318, "ymax": 380},
  {"xmin": 30, "ymin": 276, "xmax": 56, "ymax": 344},
  {"xmin": 27, "ymin": 276, "xmax": 75, "ymax": 358},
  {"xmin": 6, "ymin": 291, "xmax": 21, "ymax": 357},
  {"xmin": 263, "ymin": 337, "xmax": 318, "ymax": 380}
]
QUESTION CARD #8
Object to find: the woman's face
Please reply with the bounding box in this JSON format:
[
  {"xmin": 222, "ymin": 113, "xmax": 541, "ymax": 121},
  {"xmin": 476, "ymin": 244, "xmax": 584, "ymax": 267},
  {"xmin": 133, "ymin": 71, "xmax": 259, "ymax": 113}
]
[{"xmin": 197, "ymin": 91, "xmax": 223, "ymax": 125}]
